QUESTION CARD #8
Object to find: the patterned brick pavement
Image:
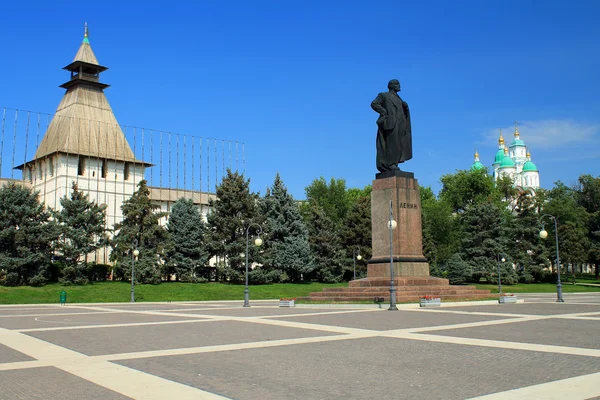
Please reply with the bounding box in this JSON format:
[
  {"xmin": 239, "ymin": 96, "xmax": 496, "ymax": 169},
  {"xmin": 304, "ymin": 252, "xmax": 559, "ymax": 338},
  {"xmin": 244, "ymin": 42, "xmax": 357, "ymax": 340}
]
[{"xmin": 0, "ymin": 292, "xmax": 598, "ymax": 399}]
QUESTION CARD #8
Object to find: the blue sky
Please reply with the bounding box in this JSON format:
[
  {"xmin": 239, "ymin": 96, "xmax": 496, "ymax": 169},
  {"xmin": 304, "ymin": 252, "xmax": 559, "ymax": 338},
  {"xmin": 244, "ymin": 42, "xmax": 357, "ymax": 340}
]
[{"xmin": 1, "ymin": 0, "xmax": 599, "ymax": 199}]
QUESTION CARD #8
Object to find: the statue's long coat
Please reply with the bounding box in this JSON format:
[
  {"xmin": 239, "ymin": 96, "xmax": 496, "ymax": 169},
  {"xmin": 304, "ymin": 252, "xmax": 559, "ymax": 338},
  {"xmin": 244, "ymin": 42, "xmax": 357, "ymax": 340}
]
[{"xmin": 371, "ymin": 91, "xmax": 412, "ymax": 172}]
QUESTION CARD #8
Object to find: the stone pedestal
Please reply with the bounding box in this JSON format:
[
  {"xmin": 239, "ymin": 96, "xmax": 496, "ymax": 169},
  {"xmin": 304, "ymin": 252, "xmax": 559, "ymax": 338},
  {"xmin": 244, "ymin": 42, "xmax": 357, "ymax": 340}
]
[{"xmin": 368, "ymin": 171, "xmax": 430, "ymax": 278}]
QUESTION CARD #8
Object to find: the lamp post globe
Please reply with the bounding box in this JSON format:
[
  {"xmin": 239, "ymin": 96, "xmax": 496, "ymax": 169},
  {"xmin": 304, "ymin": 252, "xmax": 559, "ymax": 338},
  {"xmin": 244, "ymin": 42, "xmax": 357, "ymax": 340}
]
[
  {"xmin": 357, "ymin": 254, "xmax": 362, "ymax": 261},
  {"xmin": 539, "ymin": 230, "xmax": 548, "ymax": 239}
]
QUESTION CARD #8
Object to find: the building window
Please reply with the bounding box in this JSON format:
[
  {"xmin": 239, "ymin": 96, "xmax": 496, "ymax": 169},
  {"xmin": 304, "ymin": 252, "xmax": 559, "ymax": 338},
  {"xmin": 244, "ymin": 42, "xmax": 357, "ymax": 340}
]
[
  {"xmin": 101, "ymin": 160, "xmax": 108, "ymax": 179},
  {"xmin": 78, "ymin": 158, "xmax": 85, "ymax": 176},
  {"xmin": 124, "ymin": 163, "xmax": 130, "ymax": 181},
  {"xmin": 48, "ymin": 160, "xmax": 54, "ymax": 177}
]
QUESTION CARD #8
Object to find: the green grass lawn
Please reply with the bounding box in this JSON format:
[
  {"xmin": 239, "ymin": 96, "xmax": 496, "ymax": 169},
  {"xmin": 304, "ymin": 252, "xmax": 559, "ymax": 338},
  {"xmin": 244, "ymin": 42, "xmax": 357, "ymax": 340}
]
[
  {"xmin": 474, "ymin": 282, "xmax": 600, "ymax": 294},
  {"xmin": 1, "ymin": 280, "xmax": 599, "ymax": 305},
  {"xmin": 0, "ymin": 281, "xmax": 347, "ymax": 304}
]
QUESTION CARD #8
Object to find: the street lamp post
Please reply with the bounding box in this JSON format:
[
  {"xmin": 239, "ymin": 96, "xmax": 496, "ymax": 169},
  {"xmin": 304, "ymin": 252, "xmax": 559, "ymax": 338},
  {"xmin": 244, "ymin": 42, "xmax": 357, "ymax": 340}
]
[
  {"xmin": 353, "ymin": 248, "xmax": 362, "ymax": 281},
  {"xmin": 388, "ymin": 200, "xmax": 398, "ymax": 311},
  {"xmin": 539, "ymin": 214, "xmax": 564, "ymax": 302},
  {"xmin": 131, "ymin": 239, "xmax": 139, "ymax": 303},
  {"xmin": 244, "ymin": 223, "xmax": 263, "ymax": 307},
  {"xmin": 497, "ymin": 255, "xmax": 506, "ymax": 294}
]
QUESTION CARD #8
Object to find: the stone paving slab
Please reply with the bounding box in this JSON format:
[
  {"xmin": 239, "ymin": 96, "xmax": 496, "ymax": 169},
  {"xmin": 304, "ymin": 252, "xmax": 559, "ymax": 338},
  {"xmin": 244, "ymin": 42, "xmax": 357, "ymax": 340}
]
[
  {"xmin": 272, "ymin": 309, "xmax": 511, "ymax": 331},
  {"xmin": 0, "ymin": 343, "xmax": 35, "ymax": 364},
  {"xmin": 0, "ymin": 312, "xmax": 201, "ymax": 330},
  {"xmin": 89, "ymin": 303, "xmax": 215, "ymax": 311},
  {"xmin": 0, "ymin": 366, "xmax": 131, "ymax": 400},
  {"xmin": 116, "ymin": 336, "xmax": 600, "ymax": 400},
  {"xmin": 26, "ymin": 320, "xmax": 339, "ymax": 356},
  {"xmin": 424, "ymin": 318, "xmax": 600, "ymax": 350},
  {"xmin": 165, "ymin": 306, "xmax": 356, "ymax": 317},
  {"xmin": 445, "ymin": 303, "xmax": 600, "ymax": 315},
  {"xmin": 0, "ymin": 306, "xmax": 107, "ymax": 316}
]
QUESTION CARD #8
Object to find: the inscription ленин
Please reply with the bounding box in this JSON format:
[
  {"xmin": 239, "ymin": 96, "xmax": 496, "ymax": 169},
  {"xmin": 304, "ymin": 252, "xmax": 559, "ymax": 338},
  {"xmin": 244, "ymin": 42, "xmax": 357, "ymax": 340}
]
[{"xmin": 399, "ymin": 202, "xmax": 418, "ymax": 209}]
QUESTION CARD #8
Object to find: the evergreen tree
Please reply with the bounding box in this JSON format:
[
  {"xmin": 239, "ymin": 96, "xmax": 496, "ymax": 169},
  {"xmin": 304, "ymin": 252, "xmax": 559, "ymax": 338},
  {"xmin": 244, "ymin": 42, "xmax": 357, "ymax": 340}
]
[
  {"xmin": 206, "ymin": 169, "xmax": 260, "ymax": 282},
  {"xmin": 509, "ymin": 191, "xmax": 548, "ymax": 283},
  {"xmin": 0, "ymin": 183, "xmax": 56, "ymax": 286},
  {"xmin": 52, "ymin": 182, "xmax": 108, "ymax": 284},
  {"xmin": 305, "ymin": 202, "xmax": 345, "ymax": 282},
  {"xmin": 110, "ymin": 180, "xmax": 168, "ymax": 284},
  {"xmin": 258, "ymin": 173, "xmax": 313, "ymax": 283},
  {"xmin": 341, "ymin": 194, "xmax": 371, "ymax": 280},
  {"xmin": 165, "ymin": 198, "xmax": 210, "ymax": 282},
  {"xmin": 446, "ymin": 253, "xmax": 471, "ymax": 284},
  {"xmin": 460, "ymin": 201, "xmax": 513, "ymax": 283}
]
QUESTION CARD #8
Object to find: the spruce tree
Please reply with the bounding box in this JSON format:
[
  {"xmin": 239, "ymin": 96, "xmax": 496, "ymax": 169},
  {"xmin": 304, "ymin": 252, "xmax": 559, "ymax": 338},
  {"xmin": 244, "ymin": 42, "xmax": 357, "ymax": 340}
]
[
  {"xmin": 447, "ymin": 253, "xmax": 471, "ymax": 284},
  {"xmin": 0, "ymin": 183, "xmax": 55, "ymax": 286},
  {"xmin": 165, "ymin": 198, "xmax": 209, "ymax": 282},
  {"xmin": 258, "ymin": 173, "xmax": 313, "ymax": 283},
  {"xmin": 110, "ymin": 180, "xmax": 168, "ymax": 284},
  {"xmin": 509, "ymin": 192, "xmax": 548, "ymax": 282},
  {"xmin": 52, "ymin": 182, "xmax": 108, "ymax": 284},
  {"xmin": 206, "ymin": 169, "xmax": 260, "ymax": 282},
  {"xmin": 305, "ymin": 202, "xmax": 345, "ymax": 282},
  {"xmin": 460, "ymin": 201, "xmax": 513, "ymax": 283}
]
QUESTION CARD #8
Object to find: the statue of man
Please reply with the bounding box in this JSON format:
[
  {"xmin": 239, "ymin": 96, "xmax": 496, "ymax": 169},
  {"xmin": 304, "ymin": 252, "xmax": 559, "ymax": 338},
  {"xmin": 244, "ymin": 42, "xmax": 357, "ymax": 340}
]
[{"xmin": 371, "ymin": 79, "xmax": 412, "ymax": 173}]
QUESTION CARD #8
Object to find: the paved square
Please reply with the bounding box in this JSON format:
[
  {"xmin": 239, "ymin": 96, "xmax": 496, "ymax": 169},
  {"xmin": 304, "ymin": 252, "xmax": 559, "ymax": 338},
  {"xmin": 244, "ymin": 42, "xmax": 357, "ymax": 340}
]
[
  {"xmin": 0, "ymin": 292, "xmax": 598, "ymax": 399},
  {"xmin": 25, "ymin": 319, "xmax": 340, "ymax": 356},
  {"xmin": 117, "ymin": 336, "xmax": 600, "ymax": 400},
  {"xmin": 0, "ymin": 311, "xmax": 201, "ymax": 330},
  {"xmin": 0, "ymin": 367, "xmax": 130, "ymax": 400},
  {"xmin": 0, "ymin": 343, "xmax": 35, "ymax": 363},
  {"xmin": 273, "ymin": 308, "xmax": 511, "ymax": 330},
  {"xmin": 423, "ymin": 318, "xmax": 600, "ymax": 350}
]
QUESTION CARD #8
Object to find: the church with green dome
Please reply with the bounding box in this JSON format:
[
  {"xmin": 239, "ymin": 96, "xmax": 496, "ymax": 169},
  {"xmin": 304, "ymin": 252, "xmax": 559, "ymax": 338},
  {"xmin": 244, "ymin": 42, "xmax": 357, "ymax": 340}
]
[{"xmin": 471, "ymin": 123, "xmax": 540, "ymax": 191}]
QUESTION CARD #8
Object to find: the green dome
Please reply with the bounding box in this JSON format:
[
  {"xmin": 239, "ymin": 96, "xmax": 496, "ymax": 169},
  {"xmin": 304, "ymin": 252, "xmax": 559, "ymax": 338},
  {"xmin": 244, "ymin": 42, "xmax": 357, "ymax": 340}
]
[
  {"xmin": 494, "ymin": 149, "xmax": 505, "ymax": 164},
  {"xmin": 471, "ymin": 161, "xmax": 484, "ymax": 171},
  {"xmin": 522, "ymin": 160, "xmax": 538, "ymax": 172},
  {"xmin": 510, "ymin": 138, "xmax": 526, "ymax": 147},
  {"xmin": 499, "ymin": 155, "xmax": 515, "ymax": 168}
]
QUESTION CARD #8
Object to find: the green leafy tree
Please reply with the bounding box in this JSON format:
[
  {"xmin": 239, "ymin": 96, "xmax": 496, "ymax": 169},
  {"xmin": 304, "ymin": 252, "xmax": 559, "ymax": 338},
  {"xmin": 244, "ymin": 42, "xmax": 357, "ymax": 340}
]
[
  {"xmin": 0, "ymin": 183, "xmax": 56, "ymax": 286},
  {"xmin": 52, "ymin": 182, "xmax": 108, "ymax": 284},
  {"xmin": 258, "ymin": 173, "xmax": 313, "ymax": 283},
  {"xmin": 574, "ymin": 174, "xmax": 600, "ymax": 279},
  {"xmin": 420, "ymin": 186, "xmax": 460, "ymax": 277},
  {"xmin": 165, "ymin": 198, "xmax": 210, "ymax": 282},
  {"xmin": 305, "ymin": 202, "xmax": 346, "ymax": 282},
  {"xmin": 206, "ymin": 169, "xmax": 260, "ymax": 282},
  {"xmin": 110, "ymin": 180, "xmax": 168, "ymax": 284},
  {"xmin": 439, "ymin": 168, "xmax": 495, "ymax": 213},
  {"xmin": 342, "ymin": 194, "xmax": 372, "ymax": 280},
  {"xmin": 542, "ymin": 181, "xmax": 589, "ymax": 276},
  {"xmin": 303, "ymin": 176, "xmax": 350, "ymax": 225}
]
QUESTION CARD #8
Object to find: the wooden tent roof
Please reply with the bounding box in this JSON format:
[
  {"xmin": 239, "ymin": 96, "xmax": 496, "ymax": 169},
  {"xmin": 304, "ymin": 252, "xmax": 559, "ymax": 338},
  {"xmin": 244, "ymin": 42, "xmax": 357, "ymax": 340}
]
[{"xmin": 32, "ymin": 27, "xmax": 147, "ymax": 165}]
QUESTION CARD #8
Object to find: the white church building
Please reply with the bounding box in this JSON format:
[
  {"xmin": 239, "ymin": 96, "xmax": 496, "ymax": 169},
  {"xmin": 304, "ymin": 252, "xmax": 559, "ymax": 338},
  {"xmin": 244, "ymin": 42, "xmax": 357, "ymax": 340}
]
[{"xmin": 472, "ymin": 124, "xmax": 540, "ymax": 191}]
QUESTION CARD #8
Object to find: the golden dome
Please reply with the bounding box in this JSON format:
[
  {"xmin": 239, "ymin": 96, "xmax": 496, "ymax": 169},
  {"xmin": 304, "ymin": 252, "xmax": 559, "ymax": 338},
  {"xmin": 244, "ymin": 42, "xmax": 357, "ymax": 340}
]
[{"xmin": 498, "ymin": 128, "xmax": 505, "ymax": 145}]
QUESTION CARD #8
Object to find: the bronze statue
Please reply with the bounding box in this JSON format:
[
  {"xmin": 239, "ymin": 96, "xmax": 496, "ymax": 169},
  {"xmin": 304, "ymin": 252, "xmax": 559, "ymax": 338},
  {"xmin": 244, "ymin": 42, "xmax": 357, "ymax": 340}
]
[{"xmin": 371, "ymin": 79, "xmax": 412, "ymax": 173}]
